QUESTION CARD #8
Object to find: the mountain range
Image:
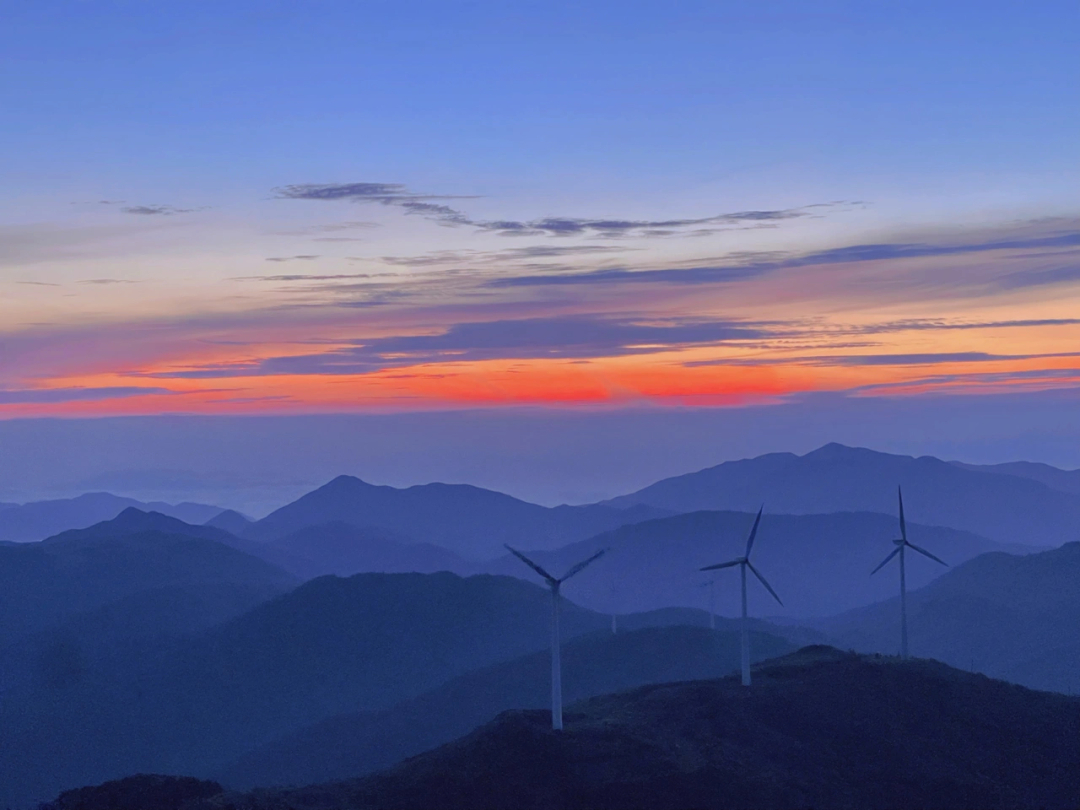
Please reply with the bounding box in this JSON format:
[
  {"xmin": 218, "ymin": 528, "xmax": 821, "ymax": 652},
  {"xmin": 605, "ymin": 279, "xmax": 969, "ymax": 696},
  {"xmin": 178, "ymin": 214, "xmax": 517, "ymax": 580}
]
[
  {"xmin": 0, "ymin": 511, "xmax": 294, "ymax": 648},
  {"xmin": 236, "ymin": 474, "xmax": 671, "ymax": 559},
  {"xmin": 605, "ymin": 443, "xmax": 1080, "ymax": 548},
  {"xmin": 0, "ymin": 492, "xmax": 225, "ymax": 543}
]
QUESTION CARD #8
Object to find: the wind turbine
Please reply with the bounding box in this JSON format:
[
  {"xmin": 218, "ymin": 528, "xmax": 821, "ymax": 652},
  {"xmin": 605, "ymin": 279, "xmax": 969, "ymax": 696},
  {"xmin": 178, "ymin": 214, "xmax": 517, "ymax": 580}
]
[
  {"xmin": 700, "ymin": 506, "xmax": 782, "ymax": 686},
  {"xmin": 870, "ymin": 486, "xmax": 948, "ymax": 659},
  {"xmin": 609, "ymin": 579, "xmax": 619, "ymax": 634},
  {"xmin": 700, "ymin": 578, "xmax": 716, "ymax": 630},
  {"xmin": 505, "ymin": 544, "xmax": 607, "ymax": 730}
]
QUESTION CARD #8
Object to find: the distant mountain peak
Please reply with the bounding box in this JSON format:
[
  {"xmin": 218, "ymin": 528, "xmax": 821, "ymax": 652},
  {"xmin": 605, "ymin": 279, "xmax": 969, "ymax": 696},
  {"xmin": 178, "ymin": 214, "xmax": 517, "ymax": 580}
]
[
  {"xmin": 802, "ymin": 442, "xmax": 884, "ymax": 459},
  {"xmin": 97, "ymin": 507, "xmax": 185, "ymax": 532}
]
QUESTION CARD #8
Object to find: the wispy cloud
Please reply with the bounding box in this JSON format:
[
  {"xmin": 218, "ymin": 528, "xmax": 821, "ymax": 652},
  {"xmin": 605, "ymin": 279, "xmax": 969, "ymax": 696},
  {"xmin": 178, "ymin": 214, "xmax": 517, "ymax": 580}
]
[
  {"xmin": 0, "ymin": 386, "xmax": 172, "ymax": 404},
  {"xmin": 265, "ymin": 255, "xmax": 320, "ymax": 263},
  {"xmin": 139, "ymin": 315, "xmax": 767, "ymax": 378},
  {"xmin": 489, "ymin": 230, "xmax": 1080, "ymax": 287},
  {"xmin": 234, "ymin": 272, "xmax": 378, "ymax": 282},
  {"xmin": 120, "ymin": 204, "xmax": 207, "ymax": 216},
  {"xmin": 378, "ymin": 244, "xmax": 633, "ymax": 267},
  {"xmin": 273, "ymin": 180, "xmax": 854, "ymax": 239}
]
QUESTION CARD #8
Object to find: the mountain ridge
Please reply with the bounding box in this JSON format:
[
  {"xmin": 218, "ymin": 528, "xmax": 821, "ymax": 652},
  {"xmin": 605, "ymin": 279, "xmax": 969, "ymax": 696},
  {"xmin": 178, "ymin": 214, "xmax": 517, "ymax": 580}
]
[{"xmin": 601, "ymin": 442, "xmax": 1080, "ymax": 548}]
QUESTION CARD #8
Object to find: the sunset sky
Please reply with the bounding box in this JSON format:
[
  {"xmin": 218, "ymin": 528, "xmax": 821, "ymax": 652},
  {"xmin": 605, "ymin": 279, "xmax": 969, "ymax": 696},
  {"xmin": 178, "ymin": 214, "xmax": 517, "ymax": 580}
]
[{"xmin": 2, "ymin": 2, "xmax": 1080, "ymax": 505}]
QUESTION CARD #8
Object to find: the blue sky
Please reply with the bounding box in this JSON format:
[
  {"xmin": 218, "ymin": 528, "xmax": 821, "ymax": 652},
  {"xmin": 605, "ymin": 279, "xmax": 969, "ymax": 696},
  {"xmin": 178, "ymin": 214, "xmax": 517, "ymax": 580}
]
[{"xmin": 5, "ymin": 1, "xmax": 1076, "ymax": 215}]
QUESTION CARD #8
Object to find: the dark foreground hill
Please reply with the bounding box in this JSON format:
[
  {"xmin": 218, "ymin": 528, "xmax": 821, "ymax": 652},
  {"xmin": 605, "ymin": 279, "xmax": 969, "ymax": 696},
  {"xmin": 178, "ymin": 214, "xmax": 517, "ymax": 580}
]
[
  {"xmin": 604, "ymin": 442, "xmax": 1080, "ymax": 548},
  {"xmin": 488, "ymin": 509, "xmax": 1007, "ymax": 618},
  {"xmin": 197, "ymin": 647, "xmax": 1080, "ymax": 810},
  {"xmin": 219, "ymin": 625, "xmax": 794, "ymax": 789},
  {"xmin": 245, "ymin": 475, "xmax": 669, "ymax": 558},
  {"xmin": 823, "ymin": 540, "xmax": 1080, "ymax": 692}
]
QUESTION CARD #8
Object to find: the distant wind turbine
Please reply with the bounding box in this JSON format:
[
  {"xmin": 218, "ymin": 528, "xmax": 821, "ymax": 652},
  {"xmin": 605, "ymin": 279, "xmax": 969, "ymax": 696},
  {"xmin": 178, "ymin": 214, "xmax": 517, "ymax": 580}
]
[
  {"xmin": 700, "ymin": 506, "xmax": 782, "ymax": 686},
  {"xmin": 505, "ymin": 544, "xmax": 607, "ymax": 730},
  {"xmin": 700, "ymin": 578, "xmax": 716, "ymax": 630},
  {"xmin": 870, "ymin": 486, "xmax": 948, "ymax": 659},
  {"xmin": 609, "ymin": 579, "xmax": 618, "ymax": 634}
]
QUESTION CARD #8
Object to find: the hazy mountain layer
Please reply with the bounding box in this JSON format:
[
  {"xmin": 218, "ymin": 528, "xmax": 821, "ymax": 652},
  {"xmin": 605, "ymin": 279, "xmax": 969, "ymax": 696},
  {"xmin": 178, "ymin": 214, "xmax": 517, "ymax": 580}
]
[
  {"xmin": 216, "ymin": 647, "xmax": 1080, "ymax": 810},
  {"xmin": 0, "ymin": 518, "xmax": 295, "ymax": 645},
  {"xmin": 950, "ymin": 459, "xmax": 1080, "ymax": 494},
  {"xmin": 487, "ymin": 509, "xmax": 1009, "ymax": 618},
  {"xmin": 604, "ymin": 443, "xmax": 1080, "ymax": 547},
  {"xmin": 248, "ymin": 521, "xmax": 475, "ymax": 579},
  {"xmin": 0, "ymin": 493, "xmax": 225, "ymax": 543},
  {"xmin": 246, "ymin": 475, "xmax": 670, "ymax": 558}
]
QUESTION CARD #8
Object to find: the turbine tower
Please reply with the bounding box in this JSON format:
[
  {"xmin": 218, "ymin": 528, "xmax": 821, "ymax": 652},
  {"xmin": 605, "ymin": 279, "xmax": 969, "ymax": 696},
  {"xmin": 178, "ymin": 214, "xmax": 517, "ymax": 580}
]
[
  {"xmin": 700, "ymin": 506, "xmax": 782, "ymax": 686},
  {"xmin": 505, "ymin": 544, "xmax": 607, "ymax": 730},
  {"xmin": 870, "ymin": 486, "xmax": 948, "ymax": 659},
  {"xmin": 609, "ymin": 579, "xmax": 618, "ymax": 634},
  {"xmin": 700, "ymin": 578, "xmax": 716, "ymax": 630}
]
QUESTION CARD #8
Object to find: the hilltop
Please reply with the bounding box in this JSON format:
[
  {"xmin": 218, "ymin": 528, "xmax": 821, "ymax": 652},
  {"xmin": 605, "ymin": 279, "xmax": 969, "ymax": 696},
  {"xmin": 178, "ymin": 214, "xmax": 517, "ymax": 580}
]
[{"xmin": 205, "ymin": 647, "xmax": 1080, "ymax": 810}]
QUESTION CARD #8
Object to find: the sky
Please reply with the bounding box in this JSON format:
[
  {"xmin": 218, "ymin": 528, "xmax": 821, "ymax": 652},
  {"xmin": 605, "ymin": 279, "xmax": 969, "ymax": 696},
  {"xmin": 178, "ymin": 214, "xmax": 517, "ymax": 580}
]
[{"xmin": 2, "ymin": 2, "xmax": 1079, "ymax": 505}]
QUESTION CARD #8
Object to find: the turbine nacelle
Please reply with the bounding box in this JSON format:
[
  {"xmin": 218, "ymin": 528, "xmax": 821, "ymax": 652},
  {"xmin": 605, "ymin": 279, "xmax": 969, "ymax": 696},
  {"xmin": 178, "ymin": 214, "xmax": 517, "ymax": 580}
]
[{"xmin": 698, "ymin": 506, "xmax": 784, "ymax": 607}]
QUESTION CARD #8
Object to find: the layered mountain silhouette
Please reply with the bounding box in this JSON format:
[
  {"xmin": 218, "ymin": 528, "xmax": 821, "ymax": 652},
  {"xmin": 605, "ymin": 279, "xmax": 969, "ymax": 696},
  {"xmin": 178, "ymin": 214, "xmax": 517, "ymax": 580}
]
[
  {"xmin": 604, "ymin": 443, "xmax": 1080, "ymax": 548},
  {"xmin": 0, "ymin": 511, "xmax": 294, "ymax": 646},
  {"xmin": 58, "ymin": 507, "xmax": 472, "ymax": 581},
  {"xmin": 242, "ymin": 475, "xmax": 670, "ymax": 558},
  {"xmin": 1, "ymin": 571, "xmax": 744, "ymax": 808},
  {"xmin": 950, "ymin": 458, "xmax": 1080, "ymax": 495},
  {"xmin": 203, "ymin": 508, "xmax": 253, "ymax": 535},
  {"xmin": 104, "ymin": 647, "xmax": 1080, "ymax": 810},
  {"xmin": 823, "ymin": 540, "xmax": 1080, "ymax": 692},
  {"xmin": 0, "ymin": 492, "xmax": 224, "ymax": 543},
  {"xmin": 487, "ymin": 509, "xmax": 1010, "ymax": 618},
  {"xmin": 219, "ymin": 624, "xmax": 795, "ymax": 789},
  {"xmin": 243, "ymin": 521, "xmax": 474, "ymax": 579}
]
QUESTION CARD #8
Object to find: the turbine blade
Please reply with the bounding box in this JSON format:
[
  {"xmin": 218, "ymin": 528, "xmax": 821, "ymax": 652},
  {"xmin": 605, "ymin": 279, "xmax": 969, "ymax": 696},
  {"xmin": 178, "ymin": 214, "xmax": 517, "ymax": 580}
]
[
  {"xmin": 898, "ymin": 486, "xmax": 907, "ymax": 542},
  {"xmin": 745, "ymin": 505, "xmax": 764, "ymax": 557},
  {"xmin": 561, "ymin": 548, "xmax": 608, "ymax": 581},
  {"xmin": 700, "ymin": 559, "xmax": 741, "ymax": 572},
  {"xmin": 907, "ymin": 542, "xmax": 948, "ymax": 567},
  {"xmin": 504, "ymin": 544, "xmax": 557, "ymax": 585},
  {"xmin": 870, "ymin": 547, "xmax": 901, "ymax": 575},
  {"xmin": 747, "ymin": 561, "xmax": 783, "ymax": 607}
]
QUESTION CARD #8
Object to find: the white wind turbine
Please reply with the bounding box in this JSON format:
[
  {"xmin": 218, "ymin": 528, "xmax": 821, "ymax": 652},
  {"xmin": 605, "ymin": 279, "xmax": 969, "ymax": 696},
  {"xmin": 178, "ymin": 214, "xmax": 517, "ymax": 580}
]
[
  {"xmin": 700, "ymin": 506, "xmax": 782, "ymax": 686},
  {"xmin": 505, "ymin": 544, "xmax": 607, "ymax": 730},
  {"xmin": 870, "ymin": 486, "xmax": 948, "ymax": 659}
]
